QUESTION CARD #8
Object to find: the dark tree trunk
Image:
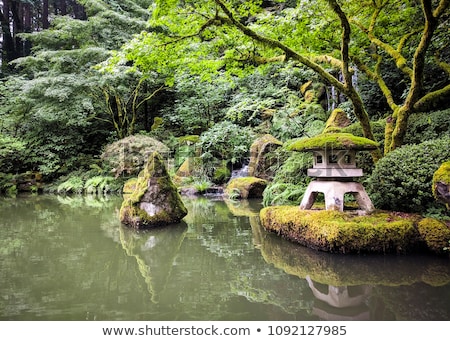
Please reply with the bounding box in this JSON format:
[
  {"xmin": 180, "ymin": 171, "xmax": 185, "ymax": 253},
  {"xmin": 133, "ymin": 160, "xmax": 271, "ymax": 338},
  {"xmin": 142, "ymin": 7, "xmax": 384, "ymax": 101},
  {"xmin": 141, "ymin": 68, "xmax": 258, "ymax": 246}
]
[
  {"xmin": 23, "ymin": 3, "xmax": 32, "ymax": 55},
  {"xmin": 43, "ymin": 0, "xmax": 50, "ymax": 29},
  {"xmin": 0, "ymin": 1, "xmax": 15, "ymax": 71}
]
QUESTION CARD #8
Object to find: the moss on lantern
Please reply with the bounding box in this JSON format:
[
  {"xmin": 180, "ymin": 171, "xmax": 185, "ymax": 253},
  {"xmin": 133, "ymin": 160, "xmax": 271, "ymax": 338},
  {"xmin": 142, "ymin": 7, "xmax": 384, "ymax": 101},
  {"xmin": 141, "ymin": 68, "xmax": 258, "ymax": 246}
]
[{"xmin": 286, "ymin": 132, "xmax": 379, "ymax": 152}]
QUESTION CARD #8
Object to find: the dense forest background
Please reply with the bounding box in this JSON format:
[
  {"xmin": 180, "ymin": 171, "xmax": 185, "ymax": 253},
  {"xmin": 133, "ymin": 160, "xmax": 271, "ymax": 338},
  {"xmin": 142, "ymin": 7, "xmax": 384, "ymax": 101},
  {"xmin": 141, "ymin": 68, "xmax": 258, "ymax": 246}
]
[{"xmin": 0, "ymin": 0, "xmax": 449, "ymax": 216}]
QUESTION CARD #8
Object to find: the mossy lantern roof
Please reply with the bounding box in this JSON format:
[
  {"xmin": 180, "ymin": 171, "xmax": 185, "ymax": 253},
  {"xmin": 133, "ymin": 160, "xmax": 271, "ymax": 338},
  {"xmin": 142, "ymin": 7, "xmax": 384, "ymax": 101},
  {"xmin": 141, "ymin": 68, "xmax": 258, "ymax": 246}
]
[{"xmin": 286, "ymin": 133, "xmax": 379, "ymax": 152}]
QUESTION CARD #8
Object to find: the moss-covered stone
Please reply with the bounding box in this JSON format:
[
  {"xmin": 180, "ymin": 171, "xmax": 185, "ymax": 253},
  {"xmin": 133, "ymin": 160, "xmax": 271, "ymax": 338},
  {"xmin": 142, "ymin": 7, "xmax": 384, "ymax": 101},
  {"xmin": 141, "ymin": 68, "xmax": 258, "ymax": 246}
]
[
  {"xmin": 418, "ymin": 218, "xmax": 450, "ymax": 254},
  {"xmin": 120, "ymin": 152, "xmax": 187, "ymax": 229},
  {"xmin": 260, "ymin": 206, "xmax": 427, "ymax": 254},
  {"xmin": 248, "ymin": 134, "xmax": 282, "ymax": 180},
  {"xmin": 225, "ymin": 177, "xmax": 268, "ymax": 199},
  {"xmin": 432, "ymin": 160, "xmax": 450, "ymax": 208},
  {"xmin": 287, "ymin": 132, "xmax": 379, "ymax": 152},
  {"xmin": 123, "ymin": 177, "xmax": 138, "ymax": 194},
  {"xmin": 257, "ymin": 223, "xmax": 450, "ymax": 286},
  {"xmin": 175, "ymin": 157, "xmax": 202, "ymax": 178},
  {"xmin": 323, "ymin": 108, "xmax": 351, "ymax": 133}
]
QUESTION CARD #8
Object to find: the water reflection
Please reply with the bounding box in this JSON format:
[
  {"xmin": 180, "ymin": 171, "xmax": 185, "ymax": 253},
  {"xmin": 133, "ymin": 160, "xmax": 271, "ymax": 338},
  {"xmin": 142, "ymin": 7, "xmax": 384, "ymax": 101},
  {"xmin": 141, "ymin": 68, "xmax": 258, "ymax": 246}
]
[
  {"xmin": 0, "ymin": 194, "xmax": 449, "ymax": 321},
  {"xmin": 253, "ymin": 209, "xmax": 450, "ymax": 320}
]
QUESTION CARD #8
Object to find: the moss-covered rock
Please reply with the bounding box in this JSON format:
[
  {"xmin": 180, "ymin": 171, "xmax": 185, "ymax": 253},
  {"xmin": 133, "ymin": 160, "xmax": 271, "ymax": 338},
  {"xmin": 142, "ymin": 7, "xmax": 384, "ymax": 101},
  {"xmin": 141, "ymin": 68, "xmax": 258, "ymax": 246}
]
[
  {"xmin": 175, "ymin": 157, "xmax": 202, "ymax": 178},
  {"xmin": 123, "ymin": 178, "xmax": 138, "ymax": 194},
  {"xmin": 120, "ymin": 152, "xmax": 187, "ymax": 229},
  {"xmin": 323, "ymin": 108, "xmax": 351, "ymax": 133},
  {"xmin": 432, "ymin": 161, "xmax": 450, "ymax": 209},
  {"xmin": 286, "ymin": 132, "xmax": 379, "ymax": 152},
  {"xmin": 225, "ymin": 177, "xmax": 268, "ymax": 199},
  {"xmin": 248, "ymin": 134, "xmax": 282, "ymax": 180},
  {"xmin": 418, "ymin": 218, "xmax": 450, "ymax": 254},
  {"xmin": 260, "ymin": 206, "xmax": 426, "ymax": 254}
]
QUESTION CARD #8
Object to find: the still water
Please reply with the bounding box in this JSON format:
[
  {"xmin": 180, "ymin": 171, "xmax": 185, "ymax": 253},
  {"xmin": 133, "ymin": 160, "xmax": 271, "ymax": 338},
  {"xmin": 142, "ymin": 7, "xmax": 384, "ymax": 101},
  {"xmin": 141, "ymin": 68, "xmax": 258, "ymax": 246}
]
[{"xmin": 0, "ymin": 194, "xmax": 449, "ymax": 321}]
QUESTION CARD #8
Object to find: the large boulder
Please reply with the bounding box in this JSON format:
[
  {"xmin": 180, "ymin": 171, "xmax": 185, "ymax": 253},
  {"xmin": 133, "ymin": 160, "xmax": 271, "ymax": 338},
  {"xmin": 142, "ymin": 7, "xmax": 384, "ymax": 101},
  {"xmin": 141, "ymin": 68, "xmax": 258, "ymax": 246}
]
[
  {"xmin": 120, "ymin": 152, "xmax": 187, "ymax": 229},
  {"xmin": 225, "ymin": 177, "xmax": 268, "ymax": 199},
  {"xmin": 248, "ymin": 134, "xmax": 282, "ymax": 181}
]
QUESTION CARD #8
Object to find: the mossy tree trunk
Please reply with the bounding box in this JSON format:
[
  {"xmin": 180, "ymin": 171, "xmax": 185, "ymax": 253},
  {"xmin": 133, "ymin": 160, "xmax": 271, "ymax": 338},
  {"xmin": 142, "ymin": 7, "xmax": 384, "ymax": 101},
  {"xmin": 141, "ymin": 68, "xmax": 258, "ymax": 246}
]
[
  {"xmin": 214, "ymin": 0, "xmax": 382, "ymax": 162},
  {"xmin": 353, "ymin": 0, "xmax": 450, "ymax": 155}
]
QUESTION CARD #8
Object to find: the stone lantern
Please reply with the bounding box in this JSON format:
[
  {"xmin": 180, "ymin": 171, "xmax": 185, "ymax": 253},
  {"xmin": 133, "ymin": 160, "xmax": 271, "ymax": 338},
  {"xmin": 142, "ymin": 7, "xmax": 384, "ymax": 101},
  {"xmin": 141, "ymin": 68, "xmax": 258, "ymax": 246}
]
[{"xmin": 287, "ymin": 133, "xmax": 378, "ymax": 212}]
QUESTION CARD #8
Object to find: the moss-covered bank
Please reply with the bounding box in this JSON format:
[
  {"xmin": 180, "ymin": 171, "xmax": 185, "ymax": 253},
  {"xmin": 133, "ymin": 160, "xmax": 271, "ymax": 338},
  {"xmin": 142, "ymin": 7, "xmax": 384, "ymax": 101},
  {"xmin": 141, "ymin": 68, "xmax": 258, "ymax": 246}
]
[{"xmin": 260, "ymin": 206, "xmax": 450, "ymax": 255}]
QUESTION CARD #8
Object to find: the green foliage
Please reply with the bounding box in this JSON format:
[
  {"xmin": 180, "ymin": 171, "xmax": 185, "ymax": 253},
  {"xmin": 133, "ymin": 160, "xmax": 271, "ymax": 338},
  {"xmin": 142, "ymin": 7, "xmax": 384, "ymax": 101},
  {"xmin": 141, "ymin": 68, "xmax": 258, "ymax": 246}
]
[
  {"xmin": 57, "ymin": 176, "xmax": 85, "ymax": 194},
  {"xmin": 158, "ymin": 73, "xmax": 233, "ymax": 135},
  {"xmin": 0, "ymin": 134, "xmax": 26, "ymax": 173},
  {"xmin": 0, "ymin": 0, "xmax": 154, "ymax": 180},
  {"xmin": 198, "ymin": 121, "xmax": 256, "ymax": 166},
  {"xmin": 192, "ymin": 178, "xmax": 213, "ymax": 194},
  {"xmin": 403, "ymin": 109, "xmax": 450, "ymax": 145},
  {"xmin": 418, "ymin": 218, "xmax": 450, "ymax": 255},
  {"xmin": 0, "ymin": 173, "xmax": 17, "ymax": 195},
  {"xmin": 366, "ymin": 137, "xmax": 450, "ymax": 213},
  {"xmin": 263, "ymin": 151, "xmax": 313, "ymax": 206},
  {"xmin": 213, "ymin": 161, "xmax": 231, "ymax": 184},
  {"xmin": 84, "ymin": 176, "xmax": 119, "ymax": 194},
  {"xmin": 271, "ymin": 101, "xmax": 327, "ymax": 141}
]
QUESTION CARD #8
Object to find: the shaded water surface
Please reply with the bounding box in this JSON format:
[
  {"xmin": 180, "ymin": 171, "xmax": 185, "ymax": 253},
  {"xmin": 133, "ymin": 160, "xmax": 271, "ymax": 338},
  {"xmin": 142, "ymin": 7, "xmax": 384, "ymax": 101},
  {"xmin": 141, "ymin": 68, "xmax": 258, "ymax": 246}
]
[{"xmin": 0, "ymin": 194, "xmax": 449, "ymax": 321}]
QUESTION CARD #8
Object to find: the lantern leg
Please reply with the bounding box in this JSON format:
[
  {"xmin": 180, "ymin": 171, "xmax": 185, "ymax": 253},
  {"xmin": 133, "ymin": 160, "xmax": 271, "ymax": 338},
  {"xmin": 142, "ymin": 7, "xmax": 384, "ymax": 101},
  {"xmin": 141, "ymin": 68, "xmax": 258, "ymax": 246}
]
[{"xmin": 299, "ymin": 184, "xmax": 318, "ymax": 210}]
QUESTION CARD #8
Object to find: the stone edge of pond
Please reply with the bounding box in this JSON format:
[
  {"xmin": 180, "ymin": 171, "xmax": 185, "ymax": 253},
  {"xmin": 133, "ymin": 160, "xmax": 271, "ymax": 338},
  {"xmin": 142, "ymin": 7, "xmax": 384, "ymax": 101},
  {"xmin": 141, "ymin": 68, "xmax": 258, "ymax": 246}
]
[{"xmin": 260, "ymin": 206, "xmax": 450, "ymax": 255}]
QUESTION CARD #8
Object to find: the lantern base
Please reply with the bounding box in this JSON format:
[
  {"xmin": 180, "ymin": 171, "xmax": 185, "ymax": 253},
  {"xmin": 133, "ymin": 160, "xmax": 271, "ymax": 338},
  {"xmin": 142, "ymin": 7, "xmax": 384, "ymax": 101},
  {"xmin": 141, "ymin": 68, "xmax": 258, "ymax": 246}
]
[{"xmin": 300, "ymin": 180, "xmax": 374, "ymax": 212}]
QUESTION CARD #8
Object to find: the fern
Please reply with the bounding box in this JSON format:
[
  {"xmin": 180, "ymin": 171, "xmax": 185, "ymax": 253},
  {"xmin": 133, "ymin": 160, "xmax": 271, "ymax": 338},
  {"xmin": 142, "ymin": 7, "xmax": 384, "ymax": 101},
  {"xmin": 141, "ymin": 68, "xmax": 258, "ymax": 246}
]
[
  {"xmin": 84, "ymin": 176, "xmax": 118, "ymax": 194},
  {"xmin": 57, "ymin": 176, "xmax": 84, "ymax": 194}
]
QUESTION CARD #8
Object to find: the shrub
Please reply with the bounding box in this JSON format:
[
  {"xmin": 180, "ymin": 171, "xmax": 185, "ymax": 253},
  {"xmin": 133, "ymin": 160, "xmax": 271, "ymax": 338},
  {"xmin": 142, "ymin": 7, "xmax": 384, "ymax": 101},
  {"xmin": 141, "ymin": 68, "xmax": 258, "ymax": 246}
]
[
  {"xmin": 198, "ymin": 121, "xmax": 256, "ymax": 167},
  {"xmin": 366, "ymin": 137, "xmax": 450, "ymax": 213},
  {"xmin": 192, "ymin": 178, "xmax": 213, "ymax": 194},
  {"xmin": 263, "ymin": 151, "xmax": 313, "ymax": 206},
  {"xmin": 270, "ymin": 100, "xmax": 327, "ymax": 141},
  {"xmin": 0, "ymin": 134, "xmax": 26, "ymax": 174},
  {"xmin": 101, "ymin": 134, "xmax": 169, "ymax": 177},
  {"xmin": 403, "ymin": 109, "xmax": 450, "ymax": 145},
  {"xmin": 0, "ymin": 173, "xmax": 17, "ymax": 195},
  {"xmin": 84, "ymin": 176, "xmax": 120, "ymax": 194},
  {"xmin": 57, "ymin": 176, "xmax": 85, "ymax": 194}
]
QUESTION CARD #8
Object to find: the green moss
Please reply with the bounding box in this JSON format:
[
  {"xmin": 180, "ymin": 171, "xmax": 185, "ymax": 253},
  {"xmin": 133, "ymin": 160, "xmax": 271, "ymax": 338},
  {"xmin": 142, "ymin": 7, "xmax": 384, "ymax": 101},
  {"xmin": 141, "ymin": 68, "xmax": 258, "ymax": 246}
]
[
  {"xmin": 433, "ymin": 161, "xmax": 450, "ymax": 186},
  {"xmin": 258, "ymin": 229, "xmax": 450, "ymax": 286},
  {"xmin": 120, "ymin": 152, "xmax": 187, "ymax": 229},
  {"xmin": 225, "ymin": 177, "xmax": 268, "ymax": 199},
  {"xmin": 178, "ymin": 135, "xmax": 200, "ymax": 144},
  {"xmin": 123, "ymin": 178, "xmax": 138, "ymax": 193},
  {"xmin": 418, "ymin": 217, "xmax": 450, "ymax": 254},
  {"xmin": 323, "ymin": 108, "xmax": 351, "ymax": 133},
  {"xmin": 260, "ymin": 206, "xmax": 423, "ymax": 254},
  {"xmin": 286, "ymin": 132, "xmax": 379, "ymax": 152}
]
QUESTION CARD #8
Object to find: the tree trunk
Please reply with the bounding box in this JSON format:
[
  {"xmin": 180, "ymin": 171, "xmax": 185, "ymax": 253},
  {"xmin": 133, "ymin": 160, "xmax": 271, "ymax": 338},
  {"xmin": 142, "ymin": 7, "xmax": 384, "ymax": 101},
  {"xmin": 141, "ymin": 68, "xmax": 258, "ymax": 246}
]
[
  {"xmin": 0, "ymin": 1, "xmax": 15, "ymax": 71},
  {"xmin": 43, "ymin": 0, "xmax": 50, "ymax": 29}
]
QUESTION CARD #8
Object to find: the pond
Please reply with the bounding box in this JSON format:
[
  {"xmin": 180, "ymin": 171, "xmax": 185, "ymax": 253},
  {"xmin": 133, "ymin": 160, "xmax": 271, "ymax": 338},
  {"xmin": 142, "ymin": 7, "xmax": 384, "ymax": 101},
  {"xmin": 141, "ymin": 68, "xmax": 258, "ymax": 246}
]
[{"xmin": 0, "ymin": 194, "xmax": 449, "ymax": 321}]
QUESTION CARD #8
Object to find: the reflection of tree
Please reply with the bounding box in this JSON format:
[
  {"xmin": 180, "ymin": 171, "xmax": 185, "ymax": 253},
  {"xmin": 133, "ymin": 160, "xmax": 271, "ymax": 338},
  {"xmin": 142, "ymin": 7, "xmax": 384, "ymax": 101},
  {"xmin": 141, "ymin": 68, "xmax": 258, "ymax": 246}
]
[
  {"xmin": 2, "ymin": 195, "xmax": 449, "ymax": 320},
  {"xmin": 0, "ymin": 194, "xmax": 150, "ymax": 320}
]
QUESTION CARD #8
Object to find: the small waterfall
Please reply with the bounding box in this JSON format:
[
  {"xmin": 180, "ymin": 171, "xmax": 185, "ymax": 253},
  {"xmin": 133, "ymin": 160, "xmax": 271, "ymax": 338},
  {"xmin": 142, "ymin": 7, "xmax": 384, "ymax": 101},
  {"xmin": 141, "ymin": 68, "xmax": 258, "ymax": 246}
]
[{"xmin": 230, "ymin": 163, "xmax": 249, "ymax": 179}]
